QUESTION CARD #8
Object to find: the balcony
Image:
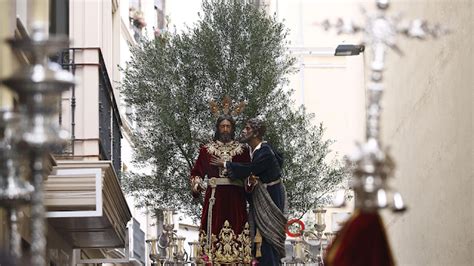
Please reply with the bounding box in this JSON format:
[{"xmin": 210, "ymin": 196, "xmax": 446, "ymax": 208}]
[
  {"xmin": 44, "ymin": 48, "xmax": 132, "ymax": 250},
  {"xmin": 53, "ymin": 47, "xmax": 122, "ymax": 178},
  {"xmin": 46, "ymin": 161, "xmax": 131, "ymax": 248}
]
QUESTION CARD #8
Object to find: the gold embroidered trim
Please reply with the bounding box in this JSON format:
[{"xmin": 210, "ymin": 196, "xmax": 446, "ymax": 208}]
[{"xmin": 205, "ymin": 141, "xmax": 244, "ymax": 160}]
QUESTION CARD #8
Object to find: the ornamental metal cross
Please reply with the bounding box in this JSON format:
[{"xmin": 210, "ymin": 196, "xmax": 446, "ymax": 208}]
[{"xmin": 324, "ymin": 0, "xmax": 449, "ymax": 212}]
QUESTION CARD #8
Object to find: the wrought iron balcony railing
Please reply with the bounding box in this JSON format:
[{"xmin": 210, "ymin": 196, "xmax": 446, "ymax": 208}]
[{"xmin": 53, "ymin": 47, "xmax": 122, "ymax": 178}]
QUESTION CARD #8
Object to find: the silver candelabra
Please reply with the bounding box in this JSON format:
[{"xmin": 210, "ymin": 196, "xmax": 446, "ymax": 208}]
[
  {"xmin": 302, "ymin": 208, "xmax": 328, "ymax": 265},
  {"xmin": 0, "ymin": 23, "xmax": 75, "ymax": 266},
  {"xmin": 287, "ymin": 208, "xmax": 335, "ymax": 265},
  {"xmin": 147, "ymin": 208, "xmax": 188, "ymax": 265}
]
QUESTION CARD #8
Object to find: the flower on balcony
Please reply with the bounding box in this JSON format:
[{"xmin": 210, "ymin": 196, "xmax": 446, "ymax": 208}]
[
  {"xmin": 129, "ymin": 7, "xmax": 147, "ymax": 29},
  {"xmin": 154, "ymin": 27, "xmax": 161, "ymax": 37}
]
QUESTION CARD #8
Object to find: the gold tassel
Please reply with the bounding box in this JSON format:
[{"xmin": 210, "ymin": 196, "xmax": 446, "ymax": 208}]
[{"xmin": 255, "ymin": 229, "xmax": 262, "ymax": 258}]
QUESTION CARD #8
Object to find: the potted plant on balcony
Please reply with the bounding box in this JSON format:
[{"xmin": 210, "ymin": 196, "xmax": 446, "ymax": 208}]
[{"xmin": 129, "ymin": 7, "xmax": 147, "ymax": 30}]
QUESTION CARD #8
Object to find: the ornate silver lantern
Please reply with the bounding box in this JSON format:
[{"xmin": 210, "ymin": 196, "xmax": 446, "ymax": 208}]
[
  {"xmin": 0, "ymin": 110, "xmax": 34, "ymax": 261},
  {"xmin": 1, "ymin": 23, "xmax": 75, "ymax": 266}
]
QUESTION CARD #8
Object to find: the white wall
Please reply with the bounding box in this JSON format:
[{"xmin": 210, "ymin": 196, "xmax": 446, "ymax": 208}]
[
  {"xmin": 165, "ymin": 0, "xmax": 202, "ymax": 33},
  {"xmin": 269, "ymin": 0, "xmax": 366, "ymax": 158},
  {"xmin": 380, "ymin": 0, "xmax": 473, "ymax": 265},
  {"xmin": 274, "ymin": 1, "xmax": 473, "ymax": 265}
]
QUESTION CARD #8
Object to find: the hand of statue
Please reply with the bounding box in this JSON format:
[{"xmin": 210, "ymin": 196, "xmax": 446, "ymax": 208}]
[
  {"xmin": 248, "ymin": 174, "xmax": 259, "ymax": 185},
  {"xmin": 191, "ymin": 176, "xmax": 204, "ymax": 193},
  {"xmin": 209, "ymin": 155, "xmax": 225, "ymax": 168},
  {"xmin": 245, "ymin": 174, "xmax": 259, "ymax": 193}
]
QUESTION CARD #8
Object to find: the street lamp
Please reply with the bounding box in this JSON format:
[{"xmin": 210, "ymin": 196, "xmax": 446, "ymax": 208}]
[{"xmin": 334, "ymin": 44, "xmax": 365, "ymax": 56}]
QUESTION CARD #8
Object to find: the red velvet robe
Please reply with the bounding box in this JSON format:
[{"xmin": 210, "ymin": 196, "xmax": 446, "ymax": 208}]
[
  {"xmin": 191, "ymin": 140, "xmax": 250, "ymax": 236},
  {"xmin": 325, "ymin": 210, "xmax": 395, "ymax": 266}
]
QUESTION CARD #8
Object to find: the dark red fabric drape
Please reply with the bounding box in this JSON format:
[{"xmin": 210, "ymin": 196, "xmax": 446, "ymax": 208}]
[{"xmin": 325, "ymin": 210, "xmax": 395, "ymax": 266}]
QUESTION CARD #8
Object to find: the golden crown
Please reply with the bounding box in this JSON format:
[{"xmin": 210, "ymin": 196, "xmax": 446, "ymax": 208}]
[{"xmin": 209, "ymin": 96, "xmax": 246, "ymax": 118}]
